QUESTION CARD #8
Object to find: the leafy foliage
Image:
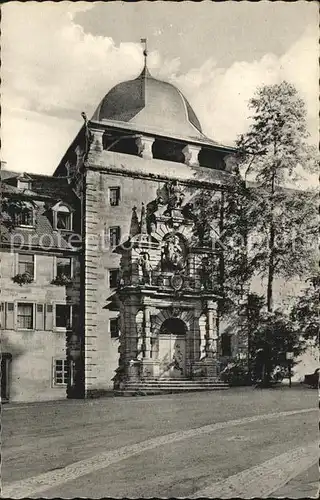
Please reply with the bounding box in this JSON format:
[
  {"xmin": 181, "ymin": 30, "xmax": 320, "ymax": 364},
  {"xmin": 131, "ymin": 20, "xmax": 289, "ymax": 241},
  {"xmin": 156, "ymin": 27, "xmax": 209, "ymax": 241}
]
[
  {"xmin": 220, "ymin": 359, "xmax": 251, "ymax": 386},
  {"xmin": 51, "ymin": 273, "xmax": 72, "ymax": 286},
  {"xmin": 193, "ymin": 82, "xmax": 317, "ymax": 387},
  {"xmin": 12, "ymin": 272, "xmax": 33, "ymax": 286},
  {"xmin": 0, "ymin": 197, "xmax": 34, "ymax": 231},
  {"xmin": 291, "ymin": 274, "xmax": 320, "ymax": 343},
  {"xmin": 236, "ymin": 81, "xmax": 318, "ymax": 311}
]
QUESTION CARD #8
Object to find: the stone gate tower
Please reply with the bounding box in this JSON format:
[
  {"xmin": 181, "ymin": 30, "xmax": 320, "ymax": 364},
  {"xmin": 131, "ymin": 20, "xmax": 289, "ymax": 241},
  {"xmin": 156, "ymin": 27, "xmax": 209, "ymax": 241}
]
[
  {"xmin": 54, "ymin": 54, "xmax": 239, "ymax": 396},
  {"xmin": 111, "ymin": 179, "xmax": 227, "ymax": 391}
]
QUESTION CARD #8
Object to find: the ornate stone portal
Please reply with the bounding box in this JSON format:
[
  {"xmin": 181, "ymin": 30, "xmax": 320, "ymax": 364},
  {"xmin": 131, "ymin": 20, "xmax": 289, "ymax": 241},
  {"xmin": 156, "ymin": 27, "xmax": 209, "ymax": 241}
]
[{"xmin": 111, "ymin": 181, "xmax": 223, "ymax": 390}]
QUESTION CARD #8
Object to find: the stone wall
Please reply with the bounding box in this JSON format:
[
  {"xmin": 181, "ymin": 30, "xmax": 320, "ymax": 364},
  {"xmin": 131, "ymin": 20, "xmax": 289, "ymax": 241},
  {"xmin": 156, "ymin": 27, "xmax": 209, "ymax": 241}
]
[{"xmin": 83, "ymin": 150, "xmax": 227, "ymax": 392}]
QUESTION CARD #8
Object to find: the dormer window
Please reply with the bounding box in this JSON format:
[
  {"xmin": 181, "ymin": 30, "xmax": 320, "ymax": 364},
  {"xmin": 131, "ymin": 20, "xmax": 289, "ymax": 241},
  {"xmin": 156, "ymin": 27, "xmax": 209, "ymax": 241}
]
[
  {"xmin": 8, "ymin": 201, "xmax": 35, "ymax": 228},
  {"xmin": 16, "ymin": 173, "xmax": 32, "ymax": 191},
  {"xmin": 15, "ymin": 203, "xmax": 34, "ymax": 227},
  {"xmin": 17, "ymin": 179, "xmax": 31, "ymax": 191},
  {"xmin": 53, "ymin": 204, "xmax": 72, "ymax": 231}
]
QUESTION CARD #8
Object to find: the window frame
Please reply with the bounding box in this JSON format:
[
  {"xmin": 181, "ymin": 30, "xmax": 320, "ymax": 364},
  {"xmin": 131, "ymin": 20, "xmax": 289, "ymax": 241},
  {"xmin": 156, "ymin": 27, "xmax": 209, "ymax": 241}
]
[
  {"xmin": 54, "ymin": 303, "xmax": 72, "ymax": 330},
  {"xmin": 17, "ymin": 253, "xmax": 35, "ymax": 279},
  {"xmin": 109, "ymin": 186, "xmax": 121, "ymax": 207},
  {"xmin": 109, "ymin": 317, "xmax": 120, "ymax": 338},
  {"xmin": 17, "ymin": 179, "xmax": 31, "ymax": 191},
  {"xmin": 52, "ymin": 358, "xmax": 69, "ymax": 387},
  {"xmin": 54, "ymin": 256, "xmax": 73, "ymax": 279},
  {"xmin": 16, "ymin": 302, "xmax": 35, "ymax": 331},
  {"xmin": 108, "ymin": 268, "xmax": 119, "ymax": 289},
  {"xmin": 53, "ymin": 204, "xmax": 73, "ymax": 232},
  {"xmin": 109, "ymin": 226, "xmax": 121, "ymax": 248},
  {"xmin": 15, "ymin": 204, "xmax": 35, "ymax": 228}
]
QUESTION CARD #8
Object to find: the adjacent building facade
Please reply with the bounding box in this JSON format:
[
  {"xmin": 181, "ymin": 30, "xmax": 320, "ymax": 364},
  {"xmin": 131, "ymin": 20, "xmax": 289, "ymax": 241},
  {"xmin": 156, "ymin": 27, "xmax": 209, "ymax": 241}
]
[{"xmin": 0, "ymin": 171, "xmax": 81, "ymax": 401}]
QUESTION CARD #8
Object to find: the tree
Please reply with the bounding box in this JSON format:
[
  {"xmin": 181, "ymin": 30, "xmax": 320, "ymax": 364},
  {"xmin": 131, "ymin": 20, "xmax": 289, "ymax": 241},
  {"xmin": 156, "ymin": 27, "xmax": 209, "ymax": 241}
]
[
  {"xmin": 237, "ymin": 81, "xmax": 317, "ymax": 312},
  {"xmin": 250, "ymin": 307, "xmax": 306, "ymax": 387},
  {"xmin": 291, "ymin": 273, "xmax": 320, "ymax": 344},
  {"xmin": 194, "ymin": 82, "xmax": 317, "ymax": 386}
]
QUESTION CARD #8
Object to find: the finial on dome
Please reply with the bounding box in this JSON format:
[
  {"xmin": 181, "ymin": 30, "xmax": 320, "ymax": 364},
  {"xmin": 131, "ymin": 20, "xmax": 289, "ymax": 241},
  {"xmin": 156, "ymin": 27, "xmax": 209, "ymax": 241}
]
[{"xmin": 140, "ymin": 38, "xmax": 148, "ymax": 68}]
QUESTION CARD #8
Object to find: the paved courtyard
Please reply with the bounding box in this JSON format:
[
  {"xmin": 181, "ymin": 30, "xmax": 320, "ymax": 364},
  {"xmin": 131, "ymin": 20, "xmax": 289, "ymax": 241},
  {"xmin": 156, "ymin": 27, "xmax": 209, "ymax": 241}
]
[{"xmin": 2, "ymin": 386, "xmax": 318, "ymax": 498}]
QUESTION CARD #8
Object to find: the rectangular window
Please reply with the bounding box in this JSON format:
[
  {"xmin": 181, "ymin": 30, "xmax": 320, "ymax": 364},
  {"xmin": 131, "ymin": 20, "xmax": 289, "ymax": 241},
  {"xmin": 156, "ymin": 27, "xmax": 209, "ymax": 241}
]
[
  {"xmin": 110, "ymin": 318, "xmax": 119, "ymax": 338},
  {"xmin": 221, "ymin": 334, "xmax": 232, "ymax": 357},
  {"xmin": 17, "ymin": 303, "xmax": 34, "ymax": 330},
  {"xmin": 109, "ymin": 226, "xmax": 121, "ymax": 247},
  {"xmin": 56, "ymin": 257, "xmax": 72, "ymax": 278},
  {"xmin": 53, "ymin": 359, "xmax": 69, "ymax": 386},
  {"xmin": 109, "ymin": 269, "xmax": 119, "ymax": 289},
  {"xmin": 18, "ymin": 254, "xmax": 34, "ymax": 277},
  {"xmin": 55, "ymin": 304, "xmax": 71, "ymax": 329},
  {"xmin": 109, "ymin": 187, "xmax": 120, "ymax": 206}
]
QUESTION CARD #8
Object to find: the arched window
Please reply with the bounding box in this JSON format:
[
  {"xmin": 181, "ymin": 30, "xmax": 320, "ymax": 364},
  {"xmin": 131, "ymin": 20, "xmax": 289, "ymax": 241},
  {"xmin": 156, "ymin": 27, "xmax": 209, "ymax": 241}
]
[{"xmin": 55, "ymin": 205, "xmax": 72, "ymax": 230}]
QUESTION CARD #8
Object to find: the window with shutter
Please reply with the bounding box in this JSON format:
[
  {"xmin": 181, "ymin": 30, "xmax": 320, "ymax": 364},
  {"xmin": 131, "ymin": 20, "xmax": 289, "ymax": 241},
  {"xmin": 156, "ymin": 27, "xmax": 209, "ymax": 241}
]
[
  {"xmin": 17, "ymin": 303, "xmax": 34, "ymax": 330},
  {"xmin": 45, "ymin": 304, "xmax": 53, "ymax": 331},
  {"xmin": 36, "ymin": 304, "xmax": 45, "ymax": 330},
  {"xmin": 0, "ymin": 302, "xmax": 5, "ymax": 329},
  {"xmin": 5, "ymin": 303, "xmax": 15, "ymax": 330}
]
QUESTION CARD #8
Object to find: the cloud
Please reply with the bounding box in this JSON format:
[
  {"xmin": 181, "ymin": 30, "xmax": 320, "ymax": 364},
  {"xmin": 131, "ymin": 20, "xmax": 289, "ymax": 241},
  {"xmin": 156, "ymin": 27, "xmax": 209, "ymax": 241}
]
[
  {"xmin": 168, "ymin": 24, "xmax": 318, "ymax": 146},
  {"xmin": 2, "ymin": 3, "xmax": 318, "ymax": 175}
]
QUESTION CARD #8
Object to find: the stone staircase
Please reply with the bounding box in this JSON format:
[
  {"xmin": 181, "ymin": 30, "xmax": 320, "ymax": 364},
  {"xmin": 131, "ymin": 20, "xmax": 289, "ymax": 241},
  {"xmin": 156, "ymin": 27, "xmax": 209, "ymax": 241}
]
[{"xmin": 114, "ymin": 377, "xmax": 229, "ymax": 396}]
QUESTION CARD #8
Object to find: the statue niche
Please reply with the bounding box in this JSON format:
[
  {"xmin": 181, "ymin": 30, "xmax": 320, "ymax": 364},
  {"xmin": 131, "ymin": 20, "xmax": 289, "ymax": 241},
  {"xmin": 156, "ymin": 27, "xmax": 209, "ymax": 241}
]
[
  {"xmin": 161, "ymin": 234, "xmax": 186, "ymax": 273},
  {"xmin": 138, "ymin": 252, "xmax": 152, "ymax": 285},
  {"xmin": 200, "ymin": 256, "xmax": 214, "ymax": 290}
]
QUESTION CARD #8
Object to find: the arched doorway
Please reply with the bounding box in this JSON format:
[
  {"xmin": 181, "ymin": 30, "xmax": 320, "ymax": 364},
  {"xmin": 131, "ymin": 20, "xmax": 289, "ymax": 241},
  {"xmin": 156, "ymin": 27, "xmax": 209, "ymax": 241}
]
[{"xmin": 158, "ymin": 318, "xmax": 187, "ymax": 379}]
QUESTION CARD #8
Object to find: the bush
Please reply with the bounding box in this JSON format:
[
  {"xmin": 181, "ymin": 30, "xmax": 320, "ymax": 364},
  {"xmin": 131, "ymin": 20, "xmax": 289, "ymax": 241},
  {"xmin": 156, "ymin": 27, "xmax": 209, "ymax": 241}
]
[{"xmin": 220, "ymin": 360, "xmax": 251, "ymax": 386}]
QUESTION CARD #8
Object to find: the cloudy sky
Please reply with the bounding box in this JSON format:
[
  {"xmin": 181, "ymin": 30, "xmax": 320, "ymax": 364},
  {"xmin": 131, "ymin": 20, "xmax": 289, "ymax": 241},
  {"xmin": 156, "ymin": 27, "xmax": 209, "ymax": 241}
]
[{"xmin": 2, "ymin": 1, "xmax": 318, "ymax": 176}]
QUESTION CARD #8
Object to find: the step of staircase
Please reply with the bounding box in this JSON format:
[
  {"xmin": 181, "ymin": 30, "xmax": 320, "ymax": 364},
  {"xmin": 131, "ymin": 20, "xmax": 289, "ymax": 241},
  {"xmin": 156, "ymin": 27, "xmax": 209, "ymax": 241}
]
[{"xmin": 114, "ymin": 378, "xmax": 229, "ymax": 396}]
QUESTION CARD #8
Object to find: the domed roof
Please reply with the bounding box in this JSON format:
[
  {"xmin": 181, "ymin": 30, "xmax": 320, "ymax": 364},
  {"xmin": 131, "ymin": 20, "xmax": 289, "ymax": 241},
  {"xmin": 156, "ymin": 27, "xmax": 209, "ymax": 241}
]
[{"xmin": 92, "ymin": 66, "xmax": 205, "ymax": 140}]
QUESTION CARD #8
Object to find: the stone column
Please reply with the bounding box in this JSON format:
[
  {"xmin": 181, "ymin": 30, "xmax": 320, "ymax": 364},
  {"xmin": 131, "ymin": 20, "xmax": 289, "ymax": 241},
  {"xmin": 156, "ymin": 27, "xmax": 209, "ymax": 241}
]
[
  {"xmin": 206, "ymin": 300, "xmax": 218, "ymax": 357},
  {"xmin": 92, "ymin": 129, "xmax": 104, "ymax": 152},
  {"xmin": 182, "ymin": 144, "xmax": 201, "ymax": 167},
  {"xmin": 136, "ymin": 136, "xmax": 155, "ymax": 160},
  {"xmin": 144, "ymin": 306, "xmax": 151, "ymax": 359}
]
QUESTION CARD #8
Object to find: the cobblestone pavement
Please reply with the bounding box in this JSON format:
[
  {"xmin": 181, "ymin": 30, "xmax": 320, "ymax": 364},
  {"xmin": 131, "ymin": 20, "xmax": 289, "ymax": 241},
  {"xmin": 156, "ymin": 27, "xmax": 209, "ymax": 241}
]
[{"xmin": 2, "ymin": 386, "xmax": 318, "ymax": 498}]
